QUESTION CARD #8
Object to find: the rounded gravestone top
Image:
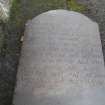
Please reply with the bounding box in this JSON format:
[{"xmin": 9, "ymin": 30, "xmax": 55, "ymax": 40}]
[{"xmin": 27, "ymin": 10, "xmax": 97, "ymax": 28}]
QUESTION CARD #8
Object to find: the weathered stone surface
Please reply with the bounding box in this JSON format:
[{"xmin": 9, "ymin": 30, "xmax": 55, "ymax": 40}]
[{"xmin": 13, "ymin": 10, "xmax": 105, "ymax": 105}]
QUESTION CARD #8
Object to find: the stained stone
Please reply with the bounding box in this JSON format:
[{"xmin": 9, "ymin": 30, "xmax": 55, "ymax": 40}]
[{"xmin": 13, "ymin": 10, "xmax": 105, "ymax": 105}]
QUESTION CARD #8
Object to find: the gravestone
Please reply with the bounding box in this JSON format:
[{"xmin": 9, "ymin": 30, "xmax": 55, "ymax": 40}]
[{"xmin": 13, "ymin": 10, "xmax": 105, "ymax": 105}]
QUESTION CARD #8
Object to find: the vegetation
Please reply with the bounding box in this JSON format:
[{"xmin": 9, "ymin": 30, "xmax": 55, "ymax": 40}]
[{"xmin": 67, "ymin": 0, "xmax": 86, "ymax": 12}]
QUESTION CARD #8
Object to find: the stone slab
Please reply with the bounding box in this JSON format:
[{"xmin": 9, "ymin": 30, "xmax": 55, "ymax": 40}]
[{"xmin": 13, "ymin": 10, "xmax": 105, "ymax": 105}]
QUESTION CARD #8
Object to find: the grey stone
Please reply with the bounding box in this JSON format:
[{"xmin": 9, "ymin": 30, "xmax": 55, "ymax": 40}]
[
  {"xmin": 13, "ymin": 10, "xmax": 105, "ymax": 105},
  {"xmin": 0, "ymin": 0, "xmax": 12, "ymax": 20}
]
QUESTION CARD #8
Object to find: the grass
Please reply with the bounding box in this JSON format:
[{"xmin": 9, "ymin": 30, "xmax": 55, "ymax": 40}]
[{"xmin": 67, "ymin": 0, "xmax": 86, "ymax": 12}]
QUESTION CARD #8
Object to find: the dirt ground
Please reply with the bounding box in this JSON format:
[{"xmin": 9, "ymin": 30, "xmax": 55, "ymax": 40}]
[{"xmin": 0, "ymin": 0, "xmax": 105, "ymax": 105}]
